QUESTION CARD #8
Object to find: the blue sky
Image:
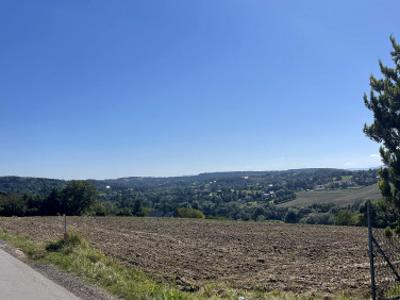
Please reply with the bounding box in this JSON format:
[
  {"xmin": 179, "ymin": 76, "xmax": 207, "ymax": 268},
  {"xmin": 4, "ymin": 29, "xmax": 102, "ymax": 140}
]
[{"xmin": 0, "ymin": 1, "xmax": 398, "ymax": 179}]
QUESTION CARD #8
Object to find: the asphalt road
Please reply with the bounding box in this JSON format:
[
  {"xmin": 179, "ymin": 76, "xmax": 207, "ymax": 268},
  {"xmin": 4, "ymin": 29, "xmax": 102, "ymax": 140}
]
[{"xmin": 0, "ymin": 248, "xmax": 80, "ymax": 300}]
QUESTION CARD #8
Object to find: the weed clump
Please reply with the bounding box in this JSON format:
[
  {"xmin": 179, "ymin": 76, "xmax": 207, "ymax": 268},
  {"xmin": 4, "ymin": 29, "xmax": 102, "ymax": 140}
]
[
  {"xmin": 384, "ymin": 227, "xmax": 393, "ymax": 238},
  {"xmin": 46, "ymin": 232, "xmax": 86, "ymax": 254}
]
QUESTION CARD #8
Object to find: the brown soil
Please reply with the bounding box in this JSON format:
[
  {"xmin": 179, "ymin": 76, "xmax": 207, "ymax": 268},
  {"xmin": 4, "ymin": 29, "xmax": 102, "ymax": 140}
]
[{"xmin": 0, "ymin": 217, "xmax": 371, "ymax": 295}]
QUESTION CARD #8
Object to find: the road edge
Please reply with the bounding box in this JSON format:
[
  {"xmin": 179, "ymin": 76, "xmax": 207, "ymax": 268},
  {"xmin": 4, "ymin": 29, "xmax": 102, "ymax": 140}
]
[{"xmin": 0, "ymin": 239, "xmax": 117, "ymax": 300}]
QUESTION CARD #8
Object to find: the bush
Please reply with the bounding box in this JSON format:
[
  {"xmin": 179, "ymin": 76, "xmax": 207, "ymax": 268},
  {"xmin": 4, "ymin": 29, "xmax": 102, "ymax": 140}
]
[
  {"xmin": 140, "ymin": 207, "xmax": 153, "ymax": 217},
  {"xmin": 384, "ymin": 227, "xmax": 394, "ymax": 238},
  {"xmin": 256, "ymin": 215, "xmax": 266, "ymax": 222},
  {"xmin": 299, "ymin": 213, "xmax": 334, "ymax": 225},
  {"xmin": 61, "ymin": 181, "xmax": 97, "ymax": 215},
  {"xmin": 334, "ymin": 210, "xmax": 356, "ymax": 226},
  {"xmin": 285, "ymin": 209, "xmax": 299, "ymax": 223},
  {"xmin": 0, "ymin": 194, "xmax": 28, "ymax": 216},
  {"xmin": 175, "ymin": 207, "xmax": 205, "ymax": 219},
  {"xmin": 46, "ymin": 232, "xmax": 86, "ymax": 254},
  {"xmin": 87, "ymin": 201, "xmax": 108, "ymax": 216}
]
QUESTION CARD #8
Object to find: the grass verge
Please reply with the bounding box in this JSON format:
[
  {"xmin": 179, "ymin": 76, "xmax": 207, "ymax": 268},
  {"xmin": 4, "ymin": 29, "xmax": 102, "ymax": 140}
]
[{"xmin": 0, "ymin": 229, "xmax": 362, "ymax": 300}]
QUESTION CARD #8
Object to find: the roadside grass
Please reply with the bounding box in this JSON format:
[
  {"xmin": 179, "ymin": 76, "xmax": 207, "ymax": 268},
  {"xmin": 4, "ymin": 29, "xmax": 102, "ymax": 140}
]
[
  {"xmin": 0, "ymin": 229, "xmax": 362, "ymax": 300},
  {"xmin": 0, "ymin": 230, "xmax": 188, "ymax": 300},
  {"xmin": 386, "ymin": 285, "xmax": 400, "ymax": 299}
]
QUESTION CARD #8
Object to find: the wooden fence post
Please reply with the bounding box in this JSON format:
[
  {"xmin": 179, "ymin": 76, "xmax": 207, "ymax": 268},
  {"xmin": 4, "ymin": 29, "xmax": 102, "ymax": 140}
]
[
  {"xmin": 367, "ymin": 202, "xmax": 376, "ymax": 300},
  {"xmin": 63, "ymin": 214, "xmax": 67, "ymax": 240}
]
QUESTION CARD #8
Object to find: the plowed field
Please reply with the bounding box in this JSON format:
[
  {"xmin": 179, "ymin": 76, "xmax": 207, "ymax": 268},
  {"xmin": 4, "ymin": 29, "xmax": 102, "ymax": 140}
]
[{"xmin": 0, "ymin": 217, "xmax": 370, "ymax": 295}]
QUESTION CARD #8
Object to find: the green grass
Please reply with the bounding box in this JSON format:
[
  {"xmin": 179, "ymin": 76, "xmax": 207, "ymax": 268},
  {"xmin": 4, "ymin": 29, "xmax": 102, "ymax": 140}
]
[
  {"xmin": 280, "ymin": 184, "xmax": 381, "ymax": 208},
  {"xmin": 386, "ymin": 284, "xmax": 400, "ymax": 299},
  {"xmin": 0, "ymin": 230, "xmax": 188, "ymax": 300},
  {"xmin": 0, "ymin": 229, "xmax": 363, "ymax": 300}
]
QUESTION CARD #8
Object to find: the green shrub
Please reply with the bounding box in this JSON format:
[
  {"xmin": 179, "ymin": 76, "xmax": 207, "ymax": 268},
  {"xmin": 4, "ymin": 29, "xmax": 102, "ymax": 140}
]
[
  {"xmin": 384, "ymin": 227, "xmax": 394, "ymax": 238},
  {"xmin": 299, "ymin": 212, "xmax": 334, "ymax": 225},
  {"xmin": 140, "ymin": 207, "xmax": 153, "ymax": 217},
  {"xmin": 285, "ymin": 209, "xmax": 299, "ymax": 223},
  {"xmin": 175, "ymin": 207, "xmax": 205, "ymax": 219},
  {"xmin": 46, "ymin": 232, "xmax": 86, "ymax": 254},
  {"xmin": 334, "ymin": 210, "xmax": 356, "ymax": 226}
]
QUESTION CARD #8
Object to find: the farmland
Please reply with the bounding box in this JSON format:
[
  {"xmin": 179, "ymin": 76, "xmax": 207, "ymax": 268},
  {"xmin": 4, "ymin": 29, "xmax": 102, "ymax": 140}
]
[
  {"xmin": 0, "ymin": 217, "xmax": 371, "ymax": 297},
  {"xmin": 281, "ymin": 184, "xmax": 381, "ymax": 208}
]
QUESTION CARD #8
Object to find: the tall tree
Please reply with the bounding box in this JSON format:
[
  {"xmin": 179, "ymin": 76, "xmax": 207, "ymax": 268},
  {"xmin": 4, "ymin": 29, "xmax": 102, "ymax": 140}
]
[
  {"xmin": 61, "ymin": 181, "xmax": 97, "ymax": 215},
  {"xmin": 364, "ymin": 36, "xmax": 400, "ymax": 214}
]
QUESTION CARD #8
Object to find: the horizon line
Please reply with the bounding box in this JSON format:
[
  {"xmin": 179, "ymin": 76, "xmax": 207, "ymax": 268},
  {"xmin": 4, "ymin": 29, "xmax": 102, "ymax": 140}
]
[{"xmin": 0, "ymin": 166, "xmax": 381, "ymax": 181}]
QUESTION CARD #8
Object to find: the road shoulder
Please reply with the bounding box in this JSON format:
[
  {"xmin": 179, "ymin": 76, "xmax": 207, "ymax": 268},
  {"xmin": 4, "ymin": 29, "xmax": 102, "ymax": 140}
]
[{"xmin": 0, "ymin": 240, "xmax": 116, "ymax": 300}]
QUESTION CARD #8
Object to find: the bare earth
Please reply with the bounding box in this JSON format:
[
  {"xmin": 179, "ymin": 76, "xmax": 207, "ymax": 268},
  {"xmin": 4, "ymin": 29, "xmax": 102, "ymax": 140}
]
[{"xmin": 0, "ymin": 217, "xmax": 371, "ymax": 296}]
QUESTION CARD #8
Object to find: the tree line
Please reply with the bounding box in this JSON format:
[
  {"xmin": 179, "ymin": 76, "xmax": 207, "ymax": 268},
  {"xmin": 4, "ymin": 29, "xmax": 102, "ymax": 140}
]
[
  {"xmin": 0, "ymin": 181, "xmax": 96, "ymax": 216},
  {"xmin": 0, "ymin": 179, "xmax": 384, "ymax": 228}
]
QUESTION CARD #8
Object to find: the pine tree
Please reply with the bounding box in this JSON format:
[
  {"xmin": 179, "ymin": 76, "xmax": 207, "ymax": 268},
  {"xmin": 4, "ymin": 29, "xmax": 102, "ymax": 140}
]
[{"xmin": 364, "ymin": 36, "xmax": 400, "ymax": 214}]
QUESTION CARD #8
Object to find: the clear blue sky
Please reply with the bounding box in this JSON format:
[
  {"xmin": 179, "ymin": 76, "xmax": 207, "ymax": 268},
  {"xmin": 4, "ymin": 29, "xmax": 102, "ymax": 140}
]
[{"xmin": 0, "ymin": 1, "xmax": 398, "ymax": 179}]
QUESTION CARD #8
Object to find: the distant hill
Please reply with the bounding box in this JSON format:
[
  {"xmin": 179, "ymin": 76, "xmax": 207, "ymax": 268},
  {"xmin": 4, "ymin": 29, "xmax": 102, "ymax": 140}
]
[
  {"xmin": 0, "ymin": 168, "xmax": 378, "ymax": 203},
  {"xmin": 279, "ymin": 184, "xmax": 381, "ymax": 208},
  {"xmin": 88, "ymin": 168, "xmax": 356, "ymax": 191},
  {"xmin": 0, "ymin": 176, "xmax": 65, "ymax": 195},
  {"xmin": 0, "ymin": 168, "xmax": 381, "ymax": 223}
]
